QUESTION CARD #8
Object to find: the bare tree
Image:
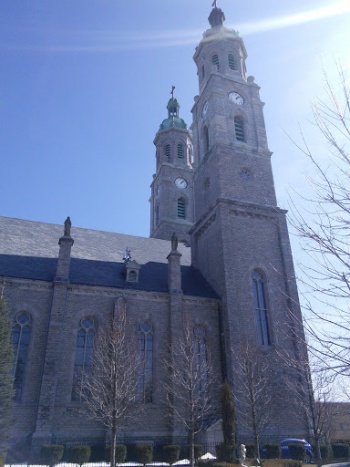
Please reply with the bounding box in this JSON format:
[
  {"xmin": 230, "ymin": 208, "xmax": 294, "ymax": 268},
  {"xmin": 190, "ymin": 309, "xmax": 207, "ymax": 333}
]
[
  {"xmin": 277, "ymin": 310, "xmax": 340, "ymax": 462},
  {"xmin": 164, "ymin": 316, "xmax": 216, "ymax": 467},
  {"xmin": 289, "ymin": 63, "xmax": 350, "ymax": 377},
  {"xmin": 79, "ymin": 303, "xmax": 138, "ymax": 467},
  {"xmin": 234, "ymin": 340, "xmax": 279, "ymax": 459},
  {"xmin": 286, "ymin": 354, "xmax": 336, "ymax": 461}
]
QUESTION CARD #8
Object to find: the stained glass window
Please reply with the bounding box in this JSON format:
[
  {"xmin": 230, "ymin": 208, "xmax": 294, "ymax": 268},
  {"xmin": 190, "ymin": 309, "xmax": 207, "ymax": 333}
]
[
  {"xmin": 252, "ymin": 271, "xmax": 271, "ymax": 345},
  {"xmin": 11, "ymin": 311, "xmax": 31, "ymax": 400},
  {"xmin": 72, "ymin": 316, "xmax": 95, "ymax": 401},
  {"xmin": 138, "ymin": 322, "xmax": 153, "ymax": 403}
]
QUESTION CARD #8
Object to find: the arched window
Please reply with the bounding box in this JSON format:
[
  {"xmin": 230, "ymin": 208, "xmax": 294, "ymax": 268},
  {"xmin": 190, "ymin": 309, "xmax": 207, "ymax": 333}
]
[
  {"xmin": 72, "ymin": 316, "xmax": 95, "ymax": 401},
  {"xmin": 177, "ymin": 144, "xmax": 184, "ymax": 159},
  {"xmin": 204, "ymin": 125, "xmax": 209, "ymax": 152},
  {"xmin": 252, "ymin": 271, "xmax": 271, "ymax": 345},
  {"xmin": 177, "ymin": 198, "xmax": 186, "ymax": 219},
  {"xmin": 212, "ymin": 54, "xmax": 220, "ymax": 70},
  {"xmin": 193, "ymin": 325, "xmax": 208, "ymax": 392},
  {"xmin": 164, "ymin": 144, "xmax": 171, "ymax": 158},
  {"xmin": 155, "ymin": 205, "xmax": 159, "ymax": 226},
  {"xmin": 228, "ymin": 53, "xmax": 237, "ymax": 70},
  {"xmin": 234, "ymin": 116, "xmax": 245, "ymax": 142},
  {"xmin": 11, "ymin": 311, "xmax": 31, "ymax": 400},
  {"xmin": 138, "ymin": 322, "xmax": 153, "ymax": 403}
]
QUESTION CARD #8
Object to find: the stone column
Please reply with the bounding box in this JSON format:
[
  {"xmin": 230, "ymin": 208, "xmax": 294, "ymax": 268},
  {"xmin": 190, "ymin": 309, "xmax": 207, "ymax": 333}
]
[
  {"xmin": 31, "ymin": 219, "xmax": 74, "ymax": 460},
  {"xmin": 167, "ymin": 233, "xmax": 182, "ymax": 293},
  {"xmin": 55, "ymin": 235, "xmax": 74, "ymax": 282}
]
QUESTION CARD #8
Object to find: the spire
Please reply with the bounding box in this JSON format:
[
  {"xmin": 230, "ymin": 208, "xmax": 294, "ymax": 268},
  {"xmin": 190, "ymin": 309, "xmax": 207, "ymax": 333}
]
[
  {"xmin": 159, "ymin": 86, "xmax": 187, "ymax": 130},
  {"xmin": 208, "ymin": 0, "xmax": 225, "ymax": 28},
  {"xmin": 167, "ymin": 85, "xmax": 180, "ymax": 118}
]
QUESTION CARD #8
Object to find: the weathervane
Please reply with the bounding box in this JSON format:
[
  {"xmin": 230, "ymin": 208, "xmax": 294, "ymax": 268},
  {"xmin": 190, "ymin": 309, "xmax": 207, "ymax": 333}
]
[
  {"xmin": 123, "ymin": 247, "xmax": 131, "ymax": 263},
  {"xmin": 171, "ymin": 85, "xmax": 175, "ymax": 99},
  {"xmin": 212, "ymin": 0, "xmax": 218, "ymax": 8}
]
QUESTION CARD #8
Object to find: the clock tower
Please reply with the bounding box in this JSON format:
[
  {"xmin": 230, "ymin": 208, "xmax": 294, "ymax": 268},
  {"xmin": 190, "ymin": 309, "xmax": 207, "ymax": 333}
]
[
  {"xmin": 150, "ymin": 92, "xmax": 194, "ymax": 244},
  {"xmin": 190, "ymin": 4, "xmax": 309, "ymax": 435}
]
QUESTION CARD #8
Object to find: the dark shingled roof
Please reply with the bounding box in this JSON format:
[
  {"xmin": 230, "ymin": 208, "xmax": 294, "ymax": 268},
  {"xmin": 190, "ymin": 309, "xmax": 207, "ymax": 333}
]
[{"xmin": 0, "ymin": 216, "xmax": 218, "ymax": 298}]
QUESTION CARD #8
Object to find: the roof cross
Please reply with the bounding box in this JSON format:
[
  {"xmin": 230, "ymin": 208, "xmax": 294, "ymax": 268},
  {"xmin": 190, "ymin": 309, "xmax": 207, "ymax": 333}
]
[
  {"xmin": 212, "ymin": 0, "xmax": 218, "ymax": 8},
  {"xmin": 171, "ymin": 85, "xmax": 175, "ymax": 99}
]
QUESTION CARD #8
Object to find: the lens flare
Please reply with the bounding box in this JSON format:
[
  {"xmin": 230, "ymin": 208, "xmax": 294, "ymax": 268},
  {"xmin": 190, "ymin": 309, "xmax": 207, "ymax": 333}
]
[{"xmin": 239, "ymin": 0, "xmax": 350, "ymax": 35}]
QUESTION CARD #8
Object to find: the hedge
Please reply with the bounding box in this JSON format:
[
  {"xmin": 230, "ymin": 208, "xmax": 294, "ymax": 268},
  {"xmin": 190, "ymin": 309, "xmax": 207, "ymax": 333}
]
[
  {"xmin": 135, "ymin": 444, "xmax": 153, "ymax": 466},
  {"xmin": 331, "ymin": 443, "xmax": 350, "ymax": 459},
  {"xmin": 162, "ymin": 445, "xmax": 180, "ymax": 465},
  {"xmin": 288, "ymin": 444, "xmax": 306, "ymax": 461},
  {"xmin": 192, "ymin": 444, "xmax": 203, "ymax": 460},
  {"xmin": 41, "ymin": 445, "xmax": 64, "ymax": 466},
  {"xmin": 263, "ymin": 443, "xmax": 281, "ymax": 459},
  {"xmin": 215, "ymin": 443, "xmax": 236, "ymax": 463},
  {"xmin": 244, "ymin": 444, "xmax": 255, "ymax": 458},
  {"xmin": 69, "ymin": 445, "xmax": 91, "ymax": 465}
]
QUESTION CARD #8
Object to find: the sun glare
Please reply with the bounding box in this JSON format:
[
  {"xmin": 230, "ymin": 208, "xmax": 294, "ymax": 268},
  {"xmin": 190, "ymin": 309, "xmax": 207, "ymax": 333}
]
[{"xmin": 238, "ymin": 0, "xmax": 350, "ymax": 35}]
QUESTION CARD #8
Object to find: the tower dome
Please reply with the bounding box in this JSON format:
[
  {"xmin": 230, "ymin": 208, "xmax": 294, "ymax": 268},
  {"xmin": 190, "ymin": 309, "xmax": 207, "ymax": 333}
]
[{"xmin": 159, "ymin": 89, "xmax": 187, "ymax": 130}]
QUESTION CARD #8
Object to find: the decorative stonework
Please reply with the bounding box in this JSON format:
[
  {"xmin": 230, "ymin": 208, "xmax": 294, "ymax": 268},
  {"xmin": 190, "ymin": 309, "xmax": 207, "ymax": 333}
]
[{"xmin": 194, "ymin": 213, "xmax": 216, "ymax": 238}]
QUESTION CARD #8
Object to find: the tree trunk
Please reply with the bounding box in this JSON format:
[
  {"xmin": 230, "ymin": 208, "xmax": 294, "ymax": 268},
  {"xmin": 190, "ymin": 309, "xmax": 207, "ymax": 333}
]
[
  {"xmin": 110, "ymin": 421, "xmax": 117, "ymax": 467},
  {"xmin": 254, "ymin": 433, "xmax": 260, "ymax": 461},
  {"xmin": 189, "ymin": 429, "xmax": 195, "ymax": 467}
]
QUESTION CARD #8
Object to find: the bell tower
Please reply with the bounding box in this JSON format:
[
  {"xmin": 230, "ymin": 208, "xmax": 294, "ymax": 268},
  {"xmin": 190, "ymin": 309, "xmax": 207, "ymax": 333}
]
[
  {"xmin": 150, "ymin": 89, "xmax": 194, "ymax": 244},
  {"xmin": 190, "ymin": 4, "xmax": 309, "ymax": 436}
]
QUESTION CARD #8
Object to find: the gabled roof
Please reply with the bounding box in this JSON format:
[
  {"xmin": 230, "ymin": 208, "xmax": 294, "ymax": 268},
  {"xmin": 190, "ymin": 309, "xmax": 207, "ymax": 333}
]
[{"xmin": 0, "ymin": 216, "xmax": 218, "ymax": 299}]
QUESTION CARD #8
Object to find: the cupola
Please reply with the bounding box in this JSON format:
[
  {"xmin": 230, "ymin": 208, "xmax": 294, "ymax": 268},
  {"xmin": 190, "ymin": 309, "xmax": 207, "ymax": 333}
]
[{"xmin": 159, "ymin": 87, "xmax": 187, "ymax": 130}]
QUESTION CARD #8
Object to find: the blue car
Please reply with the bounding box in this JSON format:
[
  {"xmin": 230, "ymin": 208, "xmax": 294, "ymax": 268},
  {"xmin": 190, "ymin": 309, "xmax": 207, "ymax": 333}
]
[{"xmin": 280, "ymin": 438, "xmax": 314, "ymax": 463}]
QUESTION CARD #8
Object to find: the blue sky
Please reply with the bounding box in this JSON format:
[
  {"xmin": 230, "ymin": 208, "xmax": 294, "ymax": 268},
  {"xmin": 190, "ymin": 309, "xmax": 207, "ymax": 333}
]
[{"xmin": 1, "ymin": 0, "xmax": 350, "ymax": 240}]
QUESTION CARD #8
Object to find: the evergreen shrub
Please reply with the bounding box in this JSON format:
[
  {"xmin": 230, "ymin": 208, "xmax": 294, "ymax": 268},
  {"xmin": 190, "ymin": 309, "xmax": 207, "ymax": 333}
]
[
  {"xmin": 194, "ymin": 444, "xmax": 204, "ymax": 460},
  {"xmin": 320, "ymin": 445, "xmax": 332, "ymax": 460},
  {"xmin": 185, "ymin": 444, "xmax": 204, "ymax": 461},
  {"xmin": 135, "ymin": 444, "xmax": 153, "ymax": 466},
  {"xmin": 40, "ymin": 445, "xmax": 64, "ymax": 466},
  {"xmin": 162, "ymin": 445, "xmax": 180, "ymax": 465},
  {"xmin": 115, "ymin": 444, "xmax": 127, "ymax": 463},
  {"xmin": 263, "ymin": 444, "xmax": 281, "ymax": 459},
  {"xmin": 288, "ymin": 444, "xmax": 305, "ymax": 461},
  {"xmin": 90, "ymin": 444, "xmax": 105, "ymax": 461},
  {"xmin": 105, "ymin": 444, "xmax": 127, "ymax": 463},
  {"xmin": 69, "ymin": 445, "xmax": 91, "ymax": 465},
  {"xmin": 245, "ymin": 444, "xmax": 255, "ymax": 459},
  {"xmin": 331, "ymin": 443, "xmax": 350, "ymax": 459},
  {"xmin": 215, "ymin": 443, "xmax": 236, "ymax": 462}
]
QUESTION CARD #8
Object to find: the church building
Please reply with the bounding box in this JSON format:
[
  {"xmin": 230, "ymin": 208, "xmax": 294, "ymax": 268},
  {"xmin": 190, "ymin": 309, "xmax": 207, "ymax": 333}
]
[{"xmin": 1, "ymin": 3, "xmax": 310, "ymax": 461}]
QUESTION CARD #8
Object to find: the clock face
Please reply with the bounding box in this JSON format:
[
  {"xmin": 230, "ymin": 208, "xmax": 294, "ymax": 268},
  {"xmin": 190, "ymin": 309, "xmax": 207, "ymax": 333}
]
[
  {"xmin": 229, "ymin": 92, "xmax": 244, "ymax": 105},
  {"xmin": 202, "ymin": 101, "xmax": 209, "ymax": 116},
  {"xmin": 175, "ymin": 177, "xmax": 188, "ymax": 189}
]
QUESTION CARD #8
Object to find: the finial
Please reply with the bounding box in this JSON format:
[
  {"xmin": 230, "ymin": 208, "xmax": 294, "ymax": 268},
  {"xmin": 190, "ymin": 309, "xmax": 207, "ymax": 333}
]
[
  {"xmin": 64, "ymin": 216, "xmax": 71, "ymax": 237},
  {"xmin": 171, "ymin": 85, "xmax": 175, "ymax": 99},
  {"xmin": 209, "ymin": 0, "xmax": 225, "ymax": 27},
  {"xmin": 171, "ymin": 232, "xmax": 178, "ymax": 251},
  {"xmin": 123, "ymin": 247, "xmax": 131, "ymax": 263}
]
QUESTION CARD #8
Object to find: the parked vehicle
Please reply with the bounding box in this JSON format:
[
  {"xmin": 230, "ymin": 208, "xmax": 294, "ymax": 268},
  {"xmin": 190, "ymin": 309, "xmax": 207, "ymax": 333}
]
[
  {"xmin": 260, "ymin": 439, "xmax": 314, "ymax": 462},
  {"xmin": 280, "ymin": 438, "xmax": 314, "ymax": 463}
]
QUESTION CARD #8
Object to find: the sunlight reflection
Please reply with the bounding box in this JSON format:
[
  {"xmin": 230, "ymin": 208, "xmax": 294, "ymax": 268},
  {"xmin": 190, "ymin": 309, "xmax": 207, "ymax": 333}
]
[
  {"xmin": 238, "ymin": 0, "xmax": 350, "ymax": 35},
  {"xmin": 2, "ymin": 1, "xmax": 350, "ymax": 53}
]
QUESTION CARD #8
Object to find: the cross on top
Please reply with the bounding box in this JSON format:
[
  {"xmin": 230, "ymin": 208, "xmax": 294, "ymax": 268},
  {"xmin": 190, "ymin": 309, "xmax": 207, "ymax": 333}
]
[
  {"xmin": 171, "ymin": 85, "xmax": 175, "ymax": 99},
  {"xmin": 212, "ymin": 0, "xmax": 218, "ymax": 8}
]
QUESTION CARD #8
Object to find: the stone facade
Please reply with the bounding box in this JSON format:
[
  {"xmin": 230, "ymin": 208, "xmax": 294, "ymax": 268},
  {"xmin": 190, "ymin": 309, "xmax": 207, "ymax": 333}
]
[{"xmin": 1, "ymin": 4, "xmax": 310, "ymax": 462}]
